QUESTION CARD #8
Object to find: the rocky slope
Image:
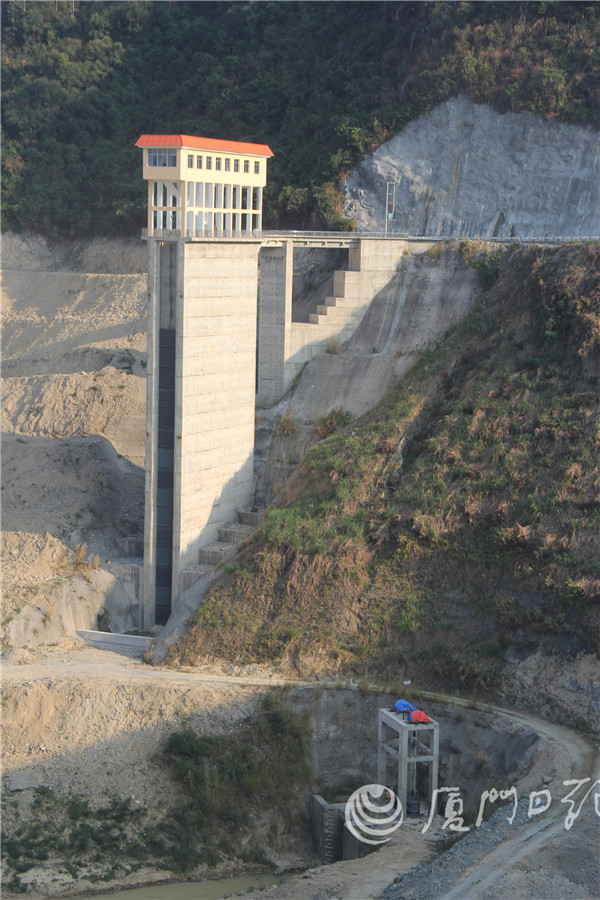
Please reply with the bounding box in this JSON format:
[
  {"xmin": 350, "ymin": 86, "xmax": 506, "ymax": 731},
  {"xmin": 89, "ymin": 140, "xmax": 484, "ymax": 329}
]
[
  {"xmin": 170, "ymin": 241, "xmax": 600, "ymax": 734},
  {"xmin": 344, "ymin": 96, "xmax": 600, "ymax": 239}
]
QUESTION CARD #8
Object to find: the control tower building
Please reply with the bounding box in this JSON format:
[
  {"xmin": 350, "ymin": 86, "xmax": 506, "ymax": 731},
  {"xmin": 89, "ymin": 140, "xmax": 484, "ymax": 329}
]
[{"xmin": 136, "ymin": 134, "xmax": 274, "ymax": 625}]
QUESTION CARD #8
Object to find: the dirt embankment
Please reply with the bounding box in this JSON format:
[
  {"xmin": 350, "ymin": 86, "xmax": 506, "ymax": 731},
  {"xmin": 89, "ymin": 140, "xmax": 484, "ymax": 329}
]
[
  {"xmin": 1, "ymin": 235, "xmax": 147, "ymax": 652},
  {"xmin": 2, "ymin": 230, "xmax": 599, "ymax": 899},
  {"xmin": 3, "ymin": 646, "xmax": 598, "ymax": 900}
]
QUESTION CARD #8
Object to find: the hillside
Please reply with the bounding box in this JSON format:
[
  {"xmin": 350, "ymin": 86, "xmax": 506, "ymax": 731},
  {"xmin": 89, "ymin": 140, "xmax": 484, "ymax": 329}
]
[
  {"xmin": 345, "ymin": 95, "xmax": 600, "ymax": 238},
  {"xmin": 2, "ymin": 1, "xmax": 599, "ymax": 237},
  {"xmin": 169, "ymin": 241, "xmax": 600, "ymax": 723}
]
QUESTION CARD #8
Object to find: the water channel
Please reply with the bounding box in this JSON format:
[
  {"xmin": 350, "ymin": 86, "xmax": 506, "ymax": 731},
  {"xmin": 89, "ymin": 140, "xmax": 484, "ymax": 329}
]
[{"xmin": 84, "ymin": 872, "xmax": 286, "ymax": 899}]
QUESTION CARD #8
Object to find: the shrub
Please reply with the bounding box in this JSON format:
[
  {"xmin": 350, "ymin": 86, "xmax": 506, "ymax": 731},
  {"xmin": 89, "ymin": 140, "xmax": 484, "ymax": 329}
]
[
  {"xmin": 317, "ymin": 408, "xmax": 353, "ymax": 439},
  {"xmin": 275, "ymin": 409, "xmax": 298, "ymax": 436}
]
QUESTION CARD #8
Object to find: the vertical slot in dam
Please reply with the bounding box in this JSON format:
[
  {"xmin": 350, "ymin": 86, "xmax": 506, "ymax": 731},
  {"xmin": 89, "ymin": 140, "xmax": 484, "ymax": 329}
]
[{"xmin": 155, "ymin": 242, "xmax": 177, "ymax": 624}]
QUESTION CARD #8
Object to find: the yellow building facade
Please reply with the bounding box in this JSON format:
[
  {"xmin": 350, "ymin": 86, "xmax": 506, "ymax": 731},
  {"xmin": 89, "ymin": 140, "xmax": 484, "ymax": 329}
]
[{"xmin": 135, "ymin": 134, "xmax": 274, "ymax": 238}]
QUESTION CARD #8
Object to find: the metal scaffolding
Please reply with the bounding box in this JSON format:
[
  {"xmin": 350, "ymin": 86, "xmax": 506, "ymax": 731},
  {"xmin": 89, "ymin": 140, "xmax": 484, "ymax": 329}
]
[{"xmin": 377, "ymin": 708, "xmax": 439, "ymax": 816}]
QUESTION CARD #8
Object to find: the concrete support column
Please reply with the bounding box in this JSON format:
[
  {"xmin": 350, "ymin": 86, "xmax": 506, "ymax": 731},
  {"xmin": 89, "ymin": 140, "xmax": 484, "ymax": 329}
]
[
  {"xmin": 398, "ymin": 726, "xmax": 409, "ymax": 813},
  {"xmin": 256, "ymin": 241, "xmax": 293, "ymax": 405},
  {"xmin": 244, "ymin": 187, "xmax": 252, "ymax": 233},
  {"xmin": 148, "ymin": 181, "xmax": 154, "ymax": 235},
  {"xmin": 170, "ymin": 240, "xmax": 262, "ymax": 590},
  {"xmin": 181, "ymin": 183, "xmax": 188, "ymax": 238},
  {"xmin": 431, "ymin": 723, "xmax": 439, "ymax": 800},
  {"xmin": 377, "ymin": 714, "xmax": 385, "ymax": 785}
]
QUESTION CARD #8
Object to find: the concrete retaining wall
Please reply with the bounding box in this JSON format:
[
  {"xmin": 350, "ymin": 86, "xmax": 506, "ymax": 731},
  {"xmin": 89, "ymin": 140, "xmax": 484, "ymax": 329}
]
[
  {"xmin": 257, "ymin": 238, "xmax": 411, "ymax": 404},
  {"xmin": 286, "ymin": 241, "xmax": 408, "ymax": 389}
]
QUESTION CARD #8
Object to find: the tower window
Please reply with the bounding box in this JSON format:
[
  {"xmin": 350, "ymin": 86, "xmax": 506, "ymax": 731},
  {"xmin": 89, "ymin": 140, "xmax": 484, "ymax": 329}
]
[{"xmin": 148, "ymin": 149, "xmax": 177, "ymax": 167}]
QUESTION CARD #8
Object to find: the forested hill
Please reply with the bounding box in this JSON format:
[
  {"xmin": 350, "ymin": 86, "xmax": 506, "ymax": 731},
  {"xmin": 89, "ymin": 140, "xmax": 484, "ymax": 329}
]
[{"xmin": 2, "ymin": 1, "xmax": 599, "ymax": 239}]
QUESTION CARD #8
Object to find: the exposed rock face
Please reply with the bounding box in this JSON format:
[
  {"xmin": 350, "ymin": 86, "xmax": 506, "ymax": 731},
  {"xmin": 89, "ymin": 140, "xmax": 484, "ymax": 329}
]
[{"xmin": 343, "ymin": 95, "xmax": 600, "ymax": 239}]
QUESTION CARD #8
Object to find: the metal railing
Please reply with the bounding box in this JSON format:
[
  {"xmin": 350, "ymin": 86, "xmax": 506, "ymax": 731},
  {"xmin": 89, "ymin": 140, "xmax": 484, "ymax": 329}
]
[
  {"xmin": 264, "ymin": 230, "xmax": 600, "ymax": 244},
  {"xmin": 141, "ymin": 227, "xmax": 599, "ymax": 244},
  {"xmin": 142, "ymin": 227, "xmax": 263, "ymax": 240}
]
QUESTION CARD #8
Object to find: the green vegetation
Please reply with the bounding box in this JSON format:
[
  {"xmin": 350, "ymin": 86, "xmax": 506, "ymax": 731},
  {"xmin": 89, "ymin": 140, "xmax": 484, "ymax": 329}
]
[
  {"xmin": 169, "ymin": 243, "xmax": 600, "ymax": 692},
  {"xmin": 2, "ymin": 2, "xmax": 598, "ymax": 237},
  {"xmin": 316, "ymin": 407, "xmax": 354, "ymax": 439},
  {"xmin": 1, "ymin": 788, "xmax": 150, "ymax": 887},
  {"xmin": 164, "ymin": 692, "xmax": 311, "ymax": 869},
  {"xmin": 1, "ymin": 693, "xmax": 310, "ymax": 887},
  {"xmin": 275, "ymin": 408, "xmax": 299, "ymax": 437}
]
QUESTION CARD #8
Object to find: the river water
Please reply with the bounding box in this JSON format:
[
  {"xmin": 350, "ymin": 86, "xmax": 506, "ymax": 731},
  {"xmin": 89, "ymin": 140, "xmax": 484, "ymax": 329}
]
[{"xmin": 83, "ymin": 872, "xmax": 286, "ymax": 899}]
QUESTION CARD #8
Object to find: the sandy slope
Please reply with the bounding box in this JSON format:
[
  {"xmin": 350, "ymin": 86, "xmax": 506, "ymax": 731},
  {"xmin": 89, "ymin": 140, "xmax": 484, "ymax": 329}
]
[{"xmin": 1, "ymin": 236, "xmax": 147, "ymax": 649}]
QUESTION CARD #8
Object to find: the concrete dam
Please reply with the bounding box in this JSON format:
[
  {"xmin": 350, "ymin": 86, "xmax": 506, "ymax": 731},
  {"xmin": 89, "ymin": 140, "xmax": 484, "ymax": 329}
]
[{"xmin": 142, "ymin": 225, "xmax": 451, "ymax": 625}]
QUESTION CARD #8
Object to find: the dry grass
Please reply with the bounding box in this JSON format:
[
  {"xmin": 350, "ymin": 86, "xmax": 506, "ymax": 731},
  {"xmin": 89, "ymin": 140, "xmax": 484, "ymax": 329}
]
[{"xmin": 168, "ymin": 245, "xmax": 600, "ymax": 695}]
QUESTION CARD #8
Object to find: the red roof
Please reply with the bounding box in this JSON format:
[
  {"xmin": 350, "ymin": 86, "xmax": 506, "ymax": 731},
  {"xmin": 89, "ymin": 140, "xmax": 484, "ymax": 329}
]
[{"xmin": 135, "ymin": 134, "xmax": 274, "ymax": 157}]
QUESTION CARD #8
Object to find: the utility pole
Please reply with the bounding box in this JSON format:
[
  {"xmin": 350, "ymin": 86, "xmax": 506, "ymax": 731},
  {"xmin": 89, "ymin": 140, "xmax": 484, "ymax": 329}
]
[{"xmin": 385, "ymin": 182, "xmax": 396, "ymax": 237}]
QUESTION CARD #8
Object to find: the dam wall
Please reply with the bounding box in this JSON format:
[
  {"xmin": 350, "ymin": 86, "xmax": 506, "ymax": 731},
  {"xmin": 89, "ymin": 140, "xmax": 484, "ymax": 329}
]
[{"xmin": 257, "ymin": 238, "xmax": 412, "ymax": 405}]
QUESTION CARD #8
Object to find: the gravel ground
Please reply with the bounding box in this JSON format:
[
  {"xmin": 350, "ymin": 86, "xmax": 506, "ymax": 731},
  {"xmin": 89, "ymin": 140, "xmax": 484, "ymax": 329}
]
[{"xmin": 381, "ymin": 794, "xmax": 600, "ymax": 899}]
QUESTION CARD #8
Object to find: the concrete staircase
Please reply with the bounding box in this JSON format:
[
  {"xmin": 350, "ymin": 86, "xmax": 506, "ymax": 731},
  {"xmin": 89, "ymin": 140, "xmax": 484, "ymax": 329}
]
[
  {"xmin": 285, "ymin": 242, "xmax": 408, "ymax": 390},
  {"xmin": 308, "ymin": 270, "xmax": 364, "ymax": 328},
  {"xmin": 198, "ymin": 507, "xmax": 265, "ymax": 566}
]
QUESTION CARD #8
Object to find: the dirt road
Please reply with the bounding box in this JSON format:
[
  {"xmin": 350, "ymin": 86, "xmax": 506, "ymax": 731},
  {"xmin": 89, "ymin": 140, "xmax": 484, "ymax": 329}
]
[{"xmin": 3, "ymin": 647, "xmax": 598, "ymax": 899}]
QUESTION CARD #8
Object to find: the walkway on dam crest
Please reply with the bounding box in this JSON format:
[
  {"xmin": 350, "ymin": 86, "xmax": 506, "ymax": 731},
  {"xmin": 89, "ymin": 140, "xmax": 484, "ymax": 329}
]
[
  {"xmin": 259, "ymin": 230, "xmax": 598, "ymax": 246},
  {"xmin": 146, "ymin": 228, "xmax": 598, "ymax": 246}
]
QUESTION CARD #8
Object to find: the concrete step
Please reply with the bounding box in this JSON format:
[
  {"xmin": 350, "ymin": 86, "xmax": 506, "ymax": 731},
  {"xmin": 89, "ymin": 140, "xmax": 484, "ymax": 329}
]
[
  {"xmin": 310, "ymin": 308, "xmax": 359, "ymax": 325},
  {"xmin": 77, "ymin": 630, "xmax": 155, "ymax": 655},
  {"xmin": 237, "ymin": 508, "xmax": 266, "ymax": 527},
  {"xmin": 198, "ymin": 542, "xmax": 238, "ymax": 566},
  {"xmin": 317, "ymin": 303, "xmax": 363, "ymax": 317},
  {"xmin": 324, "ymin": 295, "xmax": 361, "ymax": 308},
  {"xmin": 218, "ymin": 523, "xmax": 253, "ymax": 544}
]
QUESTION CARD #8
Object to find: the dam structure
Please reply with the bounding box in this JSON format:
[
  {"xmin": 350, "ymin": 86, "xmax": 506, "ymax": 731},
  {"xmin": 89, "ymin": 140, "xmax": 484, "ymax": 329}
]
[
  {"xmin": 137, "ymin": 134, "xmax": 274, "ymax": 625},
  {"xmin": 137, "ymin": 135, "xmax": 440, "ymax": 626}
]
